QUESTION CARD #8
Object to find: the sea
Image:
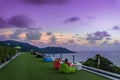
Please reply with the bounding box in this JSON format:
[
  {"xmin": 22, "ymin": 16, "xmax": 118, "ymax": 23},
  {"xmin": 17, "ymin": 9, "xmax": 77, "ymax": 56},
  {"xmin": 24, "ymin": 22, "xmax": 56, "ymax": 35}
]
[{"xmin": 48, "ymin": 51, "xmax": 120, "ymax": 67}]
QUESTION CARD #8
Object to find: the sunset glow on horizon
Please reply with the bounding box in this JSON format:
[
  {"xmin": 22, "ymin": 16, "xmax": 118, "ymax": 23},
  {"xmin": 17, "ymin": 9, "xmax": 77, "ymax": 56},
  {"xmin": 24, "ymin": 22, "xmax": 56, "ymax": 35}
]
[{"xmin": 0, "ymin": 0, "xmax": 120, "ymax": 51}]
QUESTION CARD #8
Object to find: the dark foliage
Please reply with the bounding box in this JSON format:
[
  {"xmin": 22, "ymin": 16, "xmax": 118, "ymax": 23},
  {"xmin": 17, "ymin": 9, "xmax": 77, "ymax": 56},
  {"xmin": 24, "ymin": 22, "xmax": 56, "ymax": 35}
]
[
  {"xmin": 83, "ymin": 54, "xmax": 120, "ymax": 74},
  {"xmin": 0, "ymin": 46, "xmax": 16, "ymax": 64}
]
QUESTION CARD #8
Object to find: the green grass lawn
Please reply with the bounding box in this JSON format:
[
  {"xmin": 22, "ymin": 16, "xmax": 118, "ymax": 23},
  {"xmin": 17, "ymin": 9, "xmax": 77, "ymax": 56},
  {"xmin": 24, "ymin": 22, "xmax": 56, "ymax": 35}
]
[{"xmin": 0, "ymin": 52, "xmax": 110, "ymax": 80}]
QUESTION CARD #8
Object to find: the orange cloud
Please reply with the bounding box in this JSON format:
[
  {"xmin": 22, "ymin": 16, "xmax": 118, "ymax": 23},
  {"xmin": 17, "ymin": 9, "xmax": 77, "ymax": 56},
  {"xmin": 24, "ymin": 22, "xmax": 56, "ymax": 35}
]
[
  {"xmin": 18, "ymin": 32, "xmax": 26, "ymax": 39},
  {"xmin": 0, "ymin": 30, "xmax": 13, "ymax": 38}
]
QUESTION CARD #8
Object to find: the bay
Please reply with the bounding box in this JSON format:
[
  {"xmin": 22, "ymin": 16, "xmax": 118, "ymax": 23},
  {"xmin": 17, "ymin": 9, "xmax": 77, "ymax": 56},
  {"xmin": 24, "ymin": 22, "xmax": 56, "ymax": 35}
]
[{"xmin": 48, "ymin": 51, "xmax": 120, "ymax": 67}]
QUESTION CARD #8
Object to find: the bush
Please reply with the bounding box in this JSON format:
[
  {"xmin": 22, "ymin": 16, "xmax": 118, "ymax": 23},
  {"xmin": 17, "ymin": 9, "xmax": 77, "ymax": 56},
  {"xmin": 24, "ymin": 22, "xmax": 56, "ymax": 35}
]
[
  {"xmin": 83, "ymin": 54, "xmax": 120, "ymax": 74},
  {"xmin": 0, "ymin": 46, "xmax": 16, "ymax": 64}
]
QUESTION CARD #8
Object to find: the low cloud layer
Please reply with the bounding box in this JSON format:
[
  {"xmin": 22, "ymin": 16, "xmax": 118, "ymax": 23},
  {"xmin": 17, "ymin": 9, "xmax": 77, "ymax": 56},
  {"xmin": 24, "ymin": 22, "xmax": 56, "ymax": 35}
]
[
  {"xmin": 112, "ymin": 26, "xmax": 120, "ymax": 30},
  {"xmin": 86, "ymin": 31, "xmax": 111, "ymax": 40},
  {"xmin": 64, "ymin": 17, "xmax": 80, "ymax": 23},
  {"xmin": 86, "ymin": 31, "xmax": 111, "ymax": 44},
  {"xmin": 9, "ymin": 30, "xmax": 23, "ymax": 39},
  {"xmin": 68, "ymin": 39, "xmax": 75, "ymax": 44},
  {"xmin": 46, "ymin": 32, "xmax": 52, "ymax": 36},
  {"xmin": 26, "ymin": 30, "xmax": 41, "ymax": 40},
  {"xmin": 50, "ymin": 35, "xmax": 57, "ymax": 43}
]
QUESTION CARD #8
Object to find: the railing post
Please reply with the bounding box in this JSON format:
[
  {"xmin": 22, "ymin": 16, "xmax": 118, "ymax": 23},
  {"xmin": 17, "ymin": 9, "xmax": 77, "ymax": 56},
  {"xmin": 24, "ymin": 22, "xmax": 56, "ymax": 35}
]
[
  {"xmin": 73, "ymin": 55, "xmax": 75, "ymax": 64},
  {"xmin": 60, "ymin": 54, "xmax": 62, "ymax": 59}
]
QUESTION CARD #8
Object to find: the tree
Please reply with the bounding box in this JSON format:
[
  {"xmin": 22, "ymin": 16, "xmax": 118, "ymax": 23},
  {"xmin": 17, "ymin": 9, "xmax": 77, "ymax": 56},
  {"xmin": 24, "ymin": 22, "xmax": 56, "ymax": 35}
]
[
  {"xmin": 83, "ymin": 54, "xmax": 120, "ymax": 74},
  {"xmin": 0, "ymin": 46, "xmax": 16, "ymax": 64}
]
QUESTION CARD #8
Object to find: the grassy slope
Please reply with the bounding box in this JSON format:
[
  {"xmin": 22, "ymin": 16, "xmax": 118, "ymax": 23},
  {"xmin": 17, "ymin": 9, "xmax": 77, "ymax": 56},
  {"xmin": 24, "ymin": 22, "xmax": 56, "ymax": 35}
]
[{"xmin": 0, "ymin": 52, "xmax": 109, "ymax": 80}]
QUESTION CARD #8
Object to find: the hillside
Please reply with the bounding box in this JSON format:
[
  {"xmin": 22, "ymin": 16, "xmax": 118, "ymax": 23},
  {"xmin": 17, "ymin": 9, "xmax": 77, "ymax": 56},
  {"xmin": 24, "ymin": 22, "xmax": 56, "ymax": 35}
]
[
  {"xmin": 0, "ymin": 40, "xmax": 75, "ymax": 53},
  {"xmin": 40, "ymin": 47, "xmax": 75, "ymax": 53},
  {"xmin": 0, "ymin": 40, "xmax": 40, "ymax": 52},
  {"xmin": 0, "ymin": 41, "xmax": 7, "ymax": 46}
]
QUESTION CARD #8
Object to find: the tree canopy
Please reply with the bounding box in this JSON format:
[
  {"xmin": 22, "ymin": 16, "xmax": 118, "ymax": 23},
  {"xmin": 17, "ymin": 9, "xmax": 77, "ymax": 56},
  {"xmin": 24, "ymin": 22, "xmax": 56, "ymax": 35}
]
[
  {"xmin": 83, "ymin": 54, "xmax": 120, "ymax": 74},
  {"xmin": 0, "ymin": 46, "xmax": 16, "ymax": 64}
]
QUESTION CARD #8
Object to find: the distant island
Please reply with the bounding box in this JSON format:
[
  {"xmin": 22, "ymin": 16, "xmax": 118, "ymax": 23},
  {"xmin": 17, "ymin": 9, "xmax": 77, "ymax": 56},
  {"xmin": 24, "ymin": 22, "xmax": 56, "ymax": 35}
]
[
  {"xmin": 39, "ymin": 47, "xmax": 75, "ymax": 53},
  {"xmin": 0, "ymin": 40, "xmax": 75, "ymax": 53}
]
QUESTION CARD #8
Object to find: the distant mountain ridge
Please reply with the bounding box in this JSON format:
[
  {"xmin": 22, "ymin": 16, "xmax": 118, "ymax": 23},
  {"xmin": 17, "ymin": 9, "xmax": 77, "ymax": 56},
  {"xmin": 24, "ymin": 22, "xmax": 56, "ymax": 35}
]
[
  {"xmin": 0, "ymin": 40, "xmax": 75, "ymax": 53},
  {"xmin": 40, "ymin": 47, "xmax": 75, "ymax": 53},
  {"xmin": 0, "ymin": 41, "xmax": 7, "ymax": 46},
  {"xmin": 0, "ymin": 40, "xmax": 40, "ymax": 52}
]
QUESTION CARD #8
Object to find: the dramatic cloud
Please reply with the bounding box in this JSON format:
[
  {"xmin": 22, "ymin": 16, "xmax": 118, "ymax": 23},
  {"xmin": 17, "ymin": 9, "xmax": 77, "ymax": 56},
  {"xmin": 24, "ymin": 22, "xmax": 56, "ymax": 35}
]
[
  {"xmin": 88, "ymin": 40, "xmax": 96, "ymax": 44},
  {"xmin": 72, "ymin": 34, "xmax": 80, "ymax": 39},
  {"xmin": 87, "ymin": 33, "xmax": 100, "ymax": 40},
  {"xmin": 101, "ymin": 40, "xmax": 110, "ymax": 46},
  {"xmin": 86, "ymin": 31, "xmax": 111, "ymax": 44},
  {"xmin": 77, "ymin": 37, "xmax": 85, "ymax": 40},
  {"xmin": 0, "ymin": 14, "xmax": 35, "ymax": 29},
  {"xmin": 22, "ymin": 0, "xmax": 69, "ymax": 5},
  {"xmin": 75, "ymin": 34, "xmax": 79, "ymax": 36},
  {"xmin": 68, "ymin": 39, "xmax": 75, "ymax": 44},
  {"xmin": 0, "ymin": 17, "xmax": 11, "ymax": 28},
  {"xmin": 106, "ymin": 37, "xmax": 112, "ymax": 40},
  {"xmin": 8, "ymin": 14, "xmax": 34, "ymax": 28},
  {"xmin": 50, "ymin": 35, "xmax": 57, "ymax": 43},
  {"xmin": 112, "ymin": 26, "xmax": 120, "ymax": 30},
  {"xmin": 46, "ymin": 32, "xmax": 52, "ymax": 36},
  {"xmin": 26, "ymin": 30, "xmax": 41, "ymax": 40},
  {"xmin": 94, "ymin": 31, "xmax": 110, "ymax": 37},
  {"xmin": 9, "ymin": 30, "xmax": 23, "ymax": 39},
  {"xmin": 86, "ymin": 31, "xmax": 111, "ymax": 40},
  {"xmin": 64, "ymin": 17, "xmax": 80, "ymax": 23}
]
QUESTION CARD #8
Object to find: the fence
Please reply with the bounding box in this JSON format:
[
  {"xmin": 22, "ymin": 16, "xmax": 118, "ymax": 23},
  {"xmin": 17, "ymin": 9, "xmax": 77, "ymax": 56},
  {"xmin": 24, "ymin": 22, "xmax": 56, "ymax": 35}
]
[
  {"xmin": 49, "ymin": 53, "xmax": 120, "ymax": 80},
  {"xmin": 82, "ymin": 65, "xmax": 120, "ymax": 80}
]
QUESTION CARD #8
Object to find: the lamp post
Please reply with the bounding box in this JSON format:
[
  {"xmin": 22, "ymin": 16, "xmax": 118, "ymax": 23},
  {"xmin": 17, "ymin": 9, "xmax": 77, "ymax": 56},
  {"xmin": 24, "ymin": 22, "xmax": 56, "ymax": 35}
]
[
  {"xmin": 60, "ymin": 53, "xmax": 62, "ymax": 59},
  {"xmin": 98, "ymin": 58, "xmax": 100, "ymax": 72}
]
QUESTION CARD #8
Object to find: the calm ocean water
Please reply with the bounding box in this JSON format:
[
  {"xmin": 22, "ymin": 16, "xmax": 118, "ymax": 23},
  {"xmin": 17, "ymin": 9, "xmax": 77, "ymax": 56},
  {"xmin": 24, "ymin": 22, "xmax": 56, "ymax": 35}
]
[{"xmin": 49, "ymin": 51, "xmax": 120, "ymax": 67}]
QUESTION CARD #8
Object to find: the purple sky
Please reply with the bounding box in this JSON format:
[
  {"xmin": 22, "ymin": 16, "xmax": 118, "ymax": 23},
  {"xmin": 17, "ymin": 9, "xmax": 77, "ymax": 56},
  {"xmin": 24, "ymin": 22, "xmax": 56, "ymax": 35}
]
[{"xmin": 0, "ymin": 0, "xmax": 120, "ymax": 51}]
